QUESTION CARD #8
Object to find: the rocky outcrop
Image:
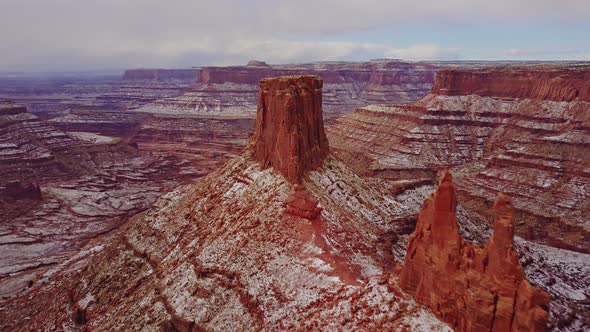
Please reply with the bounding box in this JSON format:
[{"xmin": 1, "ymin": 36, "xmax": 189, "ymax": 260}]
[
  {"xmin": 246, "ymin": 60, "xmax": 271, "ymax": 67},
  {"xmin": 251, "ymin": 75, "xmax": 329, "ymax": 183},
  {"xmin": 122, "ymin": 69, "xmax": 199, "ymax": 82},
  {"xmin": 400, "ymin": 170, "xmax": 550, "ymax": 331},
  {"xmin": 432, "ymin": 67, "xmax": 590, "ymax": 102}
]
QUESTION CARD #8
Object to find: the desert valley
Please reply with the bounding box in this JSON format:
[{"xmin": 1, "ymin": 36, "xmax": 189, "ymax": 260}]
[{"xmin": 0, "ymin": 58, "xmax": 588, "ymax": 332}]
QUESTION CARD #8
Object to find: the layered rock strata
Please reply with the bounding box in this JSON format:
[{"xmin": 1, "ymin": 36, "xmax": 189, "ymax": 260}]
[
  {"xmin": 0, "ymin": 101, "xmax": 199, "ymax": 298},
  {"xmin": 328, "ymin": 65, "xmax": 590, "ymax": 330},
  {"xmin": 328, "ymin": 65, "xmax": 590, "ymax": 253},
  {"xmin": 251, "ymin": 75, "xmax": 329, "ymax": 183},
  {"xmin": 433, "ymin": 67, "xmax": 590, "ymax": 102},
  {"xmin": 400, "ymin": 171, "xmax": 550, "ymax": 331},
  {"xmin": 134, "ymin": 60, "xmax": 436, "ymax": 117}
]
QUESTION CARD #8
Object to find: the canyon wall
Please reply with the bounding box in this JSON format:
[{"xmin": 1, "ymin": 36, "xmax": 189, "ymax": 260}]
[
  {"xmin": 400, "ymin": 171, "xmax": 550, "ymax": 331},
  {"xmin": 134, "ymin": 60, "xmax": 436, "ymax": 117},
  {"xmin": 328, "ymin": 65, "xmax": 590, "ymax": 253},
  {"xmin": 432, "ymin": 67, "xmax": 590, "ymax": 102},
  {"xmin": 328, "ymin": 65, "xmax": 590, "ymax": 330}
]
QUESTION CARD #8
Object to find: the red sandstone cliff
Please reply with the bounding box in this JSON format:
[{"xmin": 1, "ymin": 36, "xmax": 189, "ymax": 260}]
[
  {"xmin": 432, "ymin": 67, "xmax": 590, "ymax": 102},
  {"xmin": 250, "ymin": 75, "xmax": 329, "ymax": 183},
  {"xmin": 400, "ymin": 170, "xmax": 550, "ymax": 331}
]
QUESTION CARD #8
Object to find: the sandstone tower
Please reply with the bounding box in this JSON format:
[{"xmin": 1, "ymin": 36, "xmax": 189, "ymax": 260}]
[{"xmin": 250, "ymin": 75, "xmax": 329, "ymax": 183}]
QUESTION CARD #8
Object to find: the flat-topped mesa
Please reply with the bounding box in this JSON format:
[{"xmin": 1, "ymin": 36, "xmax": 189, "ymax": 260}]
[
  {"xmin": 400, "ymin": 170, "xmax": 550, "ymax": 331},
  {"xmin": 250, "ymin": 75, "xmax": 329, "ymax": 184},
  {"xmin": 432, "ymin": 67, "xmax": 590, "ymax": 102}
]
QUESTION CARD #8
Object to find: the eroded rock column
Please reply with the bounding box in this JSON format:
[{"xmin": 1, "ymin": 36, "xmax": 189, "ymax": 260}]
[
  {"xmin": 250, "ymin": 75, "xmax": 329, "ymax": 183},
  {"xmin": 400, "ymin": 170, "xmax": 550, "ymax": 332}
]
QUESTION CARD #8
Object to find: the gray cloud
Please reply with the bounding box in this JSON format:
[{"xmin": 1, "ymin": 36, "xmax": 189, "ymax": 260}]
[{"xmin": 1, "ymin": 0, "xmax": 589, "ymax": 70}]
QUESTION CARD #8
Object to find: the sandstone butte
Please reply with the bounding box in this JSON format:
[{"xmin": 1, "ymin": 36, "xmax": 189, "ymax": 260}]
[
  {"xmin": 400, "ymin": 170, "xmax": 550, "ymax": 331},
  {"xmin": 250, "ymin": 75, "xmax": 329, "ymax": 184}
]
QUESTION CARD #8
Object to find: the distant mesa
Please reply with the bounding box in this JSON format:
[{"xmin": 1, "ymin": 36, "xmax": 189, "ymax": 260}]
[
  {"xmin": 250, "ymin": 75, "xmax": 329, "ymax": 184},
  {"xmin": 246, "ymin": 60, "xmax": 270, "ymax": 67},
  {"xmin": 400, "ymin": 170, "xmax": 550, "ymax": 331}
]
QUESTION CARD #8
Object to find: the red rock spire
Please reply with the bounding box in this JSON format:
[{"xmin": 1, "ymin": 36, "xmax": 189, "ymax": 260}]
[
  {"xmin": 251, "ymin": 75, "xmax": 329, "ymax": 183},
  {"xmin": 400, "ymin": 170, "xmax": 550, "ymax": 332}
]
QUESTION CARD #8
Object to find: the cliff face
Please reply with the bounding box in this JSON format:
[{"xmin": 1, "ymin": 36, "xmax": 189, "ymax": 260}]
[
  {"xmin": 251, "ymin": 75, "xmax": 329, "ymax": 183},
  {"xmin": 432, "ymin": 68, "xmax": 590, "ymax": 102},
  {"xmin": 400, "ymin": 171, "xmax": 550, "ymax": 331},
  {"xmin": 328, "ymin": 66, "xmax": 590, "ymax": 253}
]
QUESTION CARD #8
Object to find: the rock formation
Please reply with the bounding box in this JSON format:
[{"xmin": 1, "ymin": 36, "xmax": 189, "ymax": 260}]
[
  {"xmin": 246, "ymin": 60, "xmax": 271, "ymax": 67},
  {"xmin": 0, "ymin": 100, "xmax": 198, "ymax": 298},
  {"xmin": 400, "ymin": 170, "xmax": 550, "ymax": 331},
  {"xmin": 135, "ymin": 60, "xmax": 436, "ymax": 117},
  {"xmin": 0, "ymin": 76, "xmax": 452, "ymax": 331},
  {"xmin": 251, "ymin": 75, "xmax": 329, "ymax": 183},
  {"xmin": 328, "ymin": 65, "xmax": 590, "ymax": 254},
  {"xmin": 432, "ymin": 67, "xmax": 590, "ymax": 102}
]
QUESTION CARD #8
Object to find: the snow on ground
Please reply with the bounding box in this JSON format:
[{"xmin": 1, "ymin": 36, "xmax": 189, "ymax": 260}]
[{"xmin": 67, "ymin": 132, "xmax": 117, "ymax": 144}]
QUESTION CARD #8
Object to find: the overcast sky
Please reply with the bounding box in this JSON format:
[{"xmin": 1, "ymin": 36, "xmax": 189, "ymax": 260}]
[{"xmin": 2, "ymin": 0, "xmax": 590, "ymax": 71}]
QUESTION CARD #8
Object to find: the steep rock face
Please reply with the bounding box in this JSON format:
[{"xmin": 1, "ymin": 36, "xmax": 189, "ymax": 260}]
[
  {"xmin": 432, "ymin": 67, "xmax": 590, "ymax": 102},
  {"xmin": 400, "ymin": 171, "xmax": 550, "ymax": 331},
  {"xmin": 251, "ymin": 75, "xmax": 329, "ymax": 183}
]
